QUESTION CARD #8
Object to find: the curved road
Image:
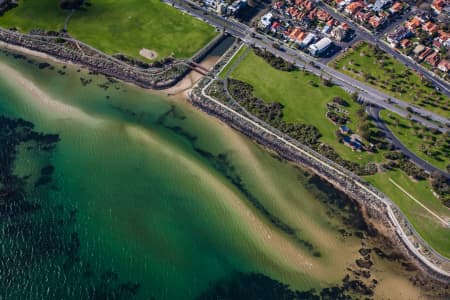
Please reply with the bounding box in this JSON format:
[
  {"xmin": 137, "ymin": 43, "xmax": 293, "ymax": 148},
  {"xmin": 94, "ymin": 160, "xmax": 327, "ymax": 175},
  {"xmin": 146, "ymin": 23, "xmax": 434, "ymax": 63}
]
[
  {"xmin": 194, "ymin": 75, "xmax": 450, "ymax": 279},
  {"xmin": 367, "ymin": 105, "xmax": 450, "ymax": 179},
  {"xmin": 168, "ymin": 0, "xmax": 449, "ymax": 132},
  {"xmin": 318, "ymin": 2, "xmax": 450, "ymax": 97}
]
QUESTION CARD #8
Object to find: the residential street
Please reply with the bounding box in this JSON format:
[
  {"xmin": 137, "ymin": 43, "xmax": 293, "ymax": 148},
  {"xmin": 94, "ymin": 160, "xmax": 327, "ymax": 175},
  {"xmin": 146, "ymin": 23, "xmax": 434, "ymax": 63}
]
[
  {"xmin": 167, "ymin": 0, "xmax": 449, "ymax": 132},
  {"xmin": 317, "ymin": 2, "xmax": 450, "ymax": 97}
]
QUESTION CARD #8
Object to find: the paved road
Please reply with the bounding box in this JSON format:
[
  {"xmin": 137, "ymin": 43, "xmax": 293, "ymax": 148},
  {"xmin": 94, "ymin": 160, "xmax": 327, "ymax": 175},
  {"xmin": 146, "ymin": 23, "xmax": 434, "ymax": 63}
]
[
  {"xmin": 167, "ymin": 0, "xmax": 449, "ymax": 132},
  {"xmin": 366, "ymin": 105, "xmax": 450, "ymax": 178},
  {"xmin": 195, "ymin": 74, "xmax": 450, "ymax": 279},
  {"xmin": 318, "ymin": 2, "xmax": 450, "ymax": 97}
]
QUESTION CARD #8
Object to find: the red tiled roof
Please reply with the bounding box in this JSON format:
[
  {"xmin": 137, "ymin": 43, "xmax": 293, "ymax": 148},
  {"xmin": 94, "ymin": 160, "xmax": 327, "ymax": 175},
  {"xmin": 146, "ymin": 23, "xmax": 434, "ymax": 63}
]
[
  {"xmin": 438, "ymin": 59, "xmax": 450, "ymax": 72},
  {"xmin": 422, "ymin": 21, "xmax": 439, "ymax": 34},
  {"xmin": 425, "ymin": 51, "xmax": 440, "ymax": 66}
]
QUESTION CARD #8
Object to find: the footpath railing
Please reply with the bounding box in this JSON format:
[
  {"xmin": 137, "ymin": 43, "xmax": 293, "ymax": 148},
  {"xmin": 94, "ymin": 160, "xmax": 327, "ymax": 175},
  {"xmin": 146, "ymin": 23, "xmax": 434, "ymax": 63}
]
[
  {"xmin": 0, "ymin": 27, "xmax": 190, "ymax": 89},
  {"xmin": 187, "ymin": 45, "xmax": 450, "ymax": 282}
]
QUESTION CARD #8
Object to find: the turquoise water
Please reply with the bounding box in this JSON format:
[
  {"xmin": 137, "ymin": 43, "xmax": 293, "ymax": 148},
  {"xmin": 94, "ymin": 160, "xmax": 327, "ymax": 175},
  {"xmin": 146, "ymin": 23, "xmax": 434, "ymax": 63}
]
[{"xmin": 0, "ymin": 50, "xmax": 426, "ymax": 299}]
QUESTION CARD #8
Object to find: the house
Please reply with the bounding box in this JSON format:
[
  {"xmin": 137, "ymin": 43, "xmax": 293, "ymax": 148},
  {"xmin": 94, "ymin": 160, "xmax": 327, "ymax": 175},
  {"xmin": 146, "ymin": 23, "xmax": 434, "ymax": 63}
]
[
  {"xmin": 432, "ymin": 38, "xmax": 442, "ymax": 50},
  {"xmin": 389, "ymin": 2, "xmax": 403, "ymax": 14},
  {"xmin": 290, "ymin": 29, "xmax": 307, "ymax": 44},
  {"xmin": 437, "ymin": 59, "xmax": 450, "ymax": 73},
  {"xmin": 425, "ymin": 51, "xmax": 440, "ymax": 67},
  {"xmin": 331, "ymin": 26, "xmax": 347, "ymax": 41},
  {"xmin": 316, "ymin": 9, "xmax": 331, "ymax": 22},
  {"xmin": 289, "ymin": 27, "xmax": 303, "ymax": 40},
  {"xmin": 309, "ymin": 37, "xmax": 333, "ymax": 56},
  {"xmin": 273, "ymin": 1, "xmax": 283, "ymax": 10},
  {"xmin": 438, "ymin": 31, "xmax": 450, "ymax": 48},
  {"xmin": 355, "ymin": 11, "xmax": 371, "ymax": 23},
  {"xmin": 271, "ymin": 21, "xmax": 282, "ymax": 33},
  {"xmin": 345, "ymin": 2, "xmax": 364, "ymax": 15},
  {"xmin": 259, "ymin": 12, "xmax": 273, "ymax": 28},
  {"xmin": 387, "ymin": 26, "xmax": 411, "ymax": 46},
  {"xmin": 431, "ymin": 0, "xmax": 448, "ymax": 14},
  {"xmin": 368, "ymin": 15, "xmax": 385, "ymax": 30},
  {"xmin": 418, "ymin": 47, "xmax": 434, "ymax": 60},
  {"xmin": 301, "ymin": 32, "xmax": 316, "ymax": 47},
  {"xmin": 400, "ymin": 39, "xmax": 411, "ymax": 48},
  {"xmin": 422, "ymin": 21, "xmax": 439, "ymax": 35},
  {"xmin": 326, "ymin": 18, "xmax": 336, "ymax": 27},
  {"xmin": 405, "ymin": 16, "xmax": 422, "ymax": 31},
  {"xmin": 373, "ymin": 0, "xmax": 391, "ymax": 12}
]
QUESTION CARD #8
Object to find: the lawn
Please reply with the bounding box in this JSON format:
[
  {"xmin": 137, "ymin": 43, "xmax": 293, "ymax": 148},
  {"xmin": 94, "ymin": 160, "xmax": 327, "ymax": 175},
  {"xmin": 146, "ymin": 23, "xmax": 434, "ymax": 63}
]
[
  {"xmin": 0, "ymin": 0, "xmax": 66, "ymax": 31},
  {"xmin": 0, "ymin": 0, "xmax": 217, "ymax": 60},
  {"xmin": 219, "ymin": 45, "xmax": 248, "ymax": 79},
  {"xmin": 229, "ymin": 50, "xmax": 384, "ymax": 165},
  {"xmin": 380, "ymin": 110, "xmax": 449, "ymax": 171},
  {"xmin": 333, "ymin": 42, "xmax": 449, "ymax": 118},
  {"xmin": 366, "ymin": 170, "xmax": 450, "ymax": 258}
]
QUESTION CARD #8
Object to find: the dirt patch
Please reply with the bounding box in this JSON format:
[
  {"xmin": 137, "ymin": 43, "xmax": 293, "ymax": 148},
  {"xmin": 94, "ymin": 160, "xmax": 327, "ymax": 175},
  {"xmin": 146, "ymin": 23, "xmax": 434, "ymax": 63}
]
[{"xmin": 139, "ymin": 48, "xmax": 158, "ymax": 60}]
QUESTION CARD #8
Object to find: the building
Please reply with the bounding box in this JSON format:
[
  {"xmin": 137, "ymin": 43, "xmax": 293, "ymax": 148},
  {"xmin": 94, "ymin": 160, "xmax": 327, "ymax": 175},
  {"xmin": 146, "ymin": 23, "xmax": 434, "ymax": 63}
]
[
  {"xmin": 345, "ymin": 2, "xmax": 364, "ymax": 15},
  {"xmin": 300, "ymin": 32, "xmax": 316, "ymax": 47},
  {"xmin": 373, "ymin": 0, "xmax": 391, "ymax": 12},
  {"xmin": 369, "ymin": 15, "xmax": 385, "ymax": 30},
  {"xmin": 259, "ymin": 12, "xmax": 273, "ymax": 28},
  {"xmin": 425, "ymin": 51, "xmax": 440, "ymax": 67},
  {"xmin": 422, "ymin": 21, "xmax": 439, "ymax": 35},
  {"xmin": 387, "ymin": 26, "xmax": 411, "ymax": 46},
  {"xmin": 309, "ymin": 37, "xmax": 333, "ymax": 56},
  {"xmin": 389, "ymin": 2, "xmax": 403, "ymax": 14},
  {"xmin": 418, "ymin": 47, "xmax": 434, "ymax": 61},
  {"xmin": 437, "ymin": 59, "xmax": 450, "ymax": 73},
  {"xmin": 400, "ymin": 39, "xmax": 411, "ymax": 48},
  {"xmin": 412, "ymin": 44, "xmax": 425, "ymax": 56},
  {"xmin": 331, "ymin": 24, "xmax": 349, "ymax": 41},
  {"xmin": 405, "ymin": 16, "xmax": 422, "ymax": 31},
  {"xmin": 431, "ymin": 0, "xmax": 449, "ymax": 14}
]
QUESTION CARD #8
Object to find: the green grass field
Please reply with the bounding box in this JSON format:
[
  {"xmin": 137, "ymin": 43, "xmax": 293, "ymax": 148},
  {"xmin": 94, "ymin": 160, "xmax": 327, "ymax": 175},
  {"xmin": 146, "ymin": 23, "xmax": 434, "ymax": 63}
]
[
  {"xmin": 219, "ymin": 45, "xmax": 248, "ymax": 79},
  {"xmin": 333, "ymin": 42, "xmax": 449, "ymax": 117},
  {"xmin": 380, "ymin": 110, "xmax": 449, "ymax": 171},
  {"xmin": 229, "ymin": 50, "xmax": 384, "ymax": 165},
  {"xmin": 366, "ymin": 170, "xmax": 450, "ymax": 258},
  {"xmin": 0, "ymin": 0, "xmax": 217, "ymax": 59}
]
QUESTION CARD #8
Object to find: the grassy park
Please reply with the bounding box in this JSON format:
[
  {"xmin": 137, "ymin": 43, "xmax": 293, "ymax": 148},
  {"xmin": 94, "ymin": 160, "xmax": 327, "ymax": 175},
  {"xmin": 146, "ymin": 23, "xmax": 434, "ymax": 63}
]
[
  {"xmin": 380, "ymin": 110, "xmax": 449, "ymax": 171},
  {"xmin": 229, "ymin": 50, "xmax": 384, "ymax": 165},
  {"xmin": 0, "ymin": 0, "xmax": 217, "ymax": 59},
  {"xmin": 333, "ymin": 42, "xmax": 449, "ymax": 117},
  {"xmin": 226, "ymin": 50, "xmax": 450, "ymax": 258},
  {"xmin": 366, "ymin": 170, "xmax": 450, "ymax": 258}
]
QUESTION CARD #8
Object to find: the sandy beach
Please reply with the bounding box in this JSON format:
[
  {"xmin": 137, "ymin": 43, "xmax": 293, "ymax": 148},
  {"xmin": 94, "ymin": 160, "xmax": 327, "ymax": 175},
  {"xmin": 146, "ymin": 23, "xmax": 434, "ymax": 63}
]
[{"xmin": 0, "ymin": 61, "xmax": 100, "ymax": 125}]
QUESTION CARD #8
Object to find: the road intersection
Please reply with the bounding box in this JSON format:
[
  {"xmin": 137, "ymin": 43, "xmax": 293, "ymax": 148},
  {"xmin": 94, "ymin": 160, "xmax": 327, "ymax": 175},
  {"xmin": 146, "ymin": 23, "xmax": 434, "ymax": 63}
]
[{"xmin": 168, "ymin": 0, "xmax": 449, "ymax": 132}]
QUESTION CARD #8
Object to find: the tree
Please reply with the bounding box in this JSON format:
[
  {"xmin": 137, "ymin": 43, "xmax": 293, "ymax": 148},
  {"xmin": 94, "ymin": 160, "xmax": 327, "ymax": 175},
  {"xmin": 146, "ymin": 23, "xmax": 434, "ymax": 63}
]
[{"xmin": 60, "ymin": 0, "xmax": 83, "ymax": 10}]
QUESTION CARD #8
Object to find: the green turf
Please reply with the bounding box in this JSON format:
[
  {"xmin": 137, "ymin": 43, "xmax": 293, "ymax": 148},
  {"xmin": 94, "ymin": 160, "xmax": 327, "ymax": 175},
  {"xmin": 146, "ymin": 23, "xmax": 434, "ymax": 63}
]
[
  {"xmin": 219, "ymin": 45, "xmax": 248, "ymax": 79},
  {"xmin": 0, "ymin": 0, "xmax": 217, "ymax": 60},
  {"xmin": 380, "ymin": 110, "xmax": 449, "ymax": 171},
  {"xmin": 230, "ymin": 50, "xmax": 384, "ymax": 165},
  {"xmin": 0, "ymin": 0, "xmax": 66, "ymax": 31},
  {"xmin": 366, "ymin": 170, "xmax": 450, "ymax": 258},
  {"xmin": 333, "ymin": 42, "xmax": 449, "ymax": 118}
]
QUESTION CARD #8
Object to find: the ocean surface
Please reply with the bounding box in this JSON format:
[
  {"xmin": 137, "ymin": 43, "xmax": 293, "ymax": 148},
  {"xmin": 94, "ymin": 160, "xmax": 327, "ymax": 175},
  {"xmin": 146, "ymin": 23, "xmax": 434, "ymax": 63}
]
[{"xmin": 0, "ymin": 50, "xmax": 428, "ymax": 299}]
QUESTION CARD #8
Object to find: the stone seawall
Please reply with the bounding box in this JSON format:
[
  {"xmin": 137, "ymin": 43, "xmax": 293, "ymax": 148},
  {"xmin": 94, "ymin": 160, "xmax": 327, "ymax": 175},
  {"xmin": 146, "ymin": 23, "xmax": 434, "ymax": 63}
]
[
  {"xmin": 0, "ymin": 28, "xmax": 189, "ymax": 89},
  {"xmin": 188, "ymin": 83, "xmax": 450, "ymax": 283}
]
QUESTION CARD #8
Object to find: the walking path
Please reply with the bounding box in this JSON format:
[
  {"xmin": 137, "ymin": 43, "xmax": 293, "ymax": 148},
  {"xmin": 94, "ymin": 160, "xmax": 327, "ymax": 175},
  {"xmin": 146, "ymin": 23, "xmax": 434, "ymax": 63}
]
[{"xmin": 389, "ymin": 178, "xmax": 449, "ymax": 227}]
